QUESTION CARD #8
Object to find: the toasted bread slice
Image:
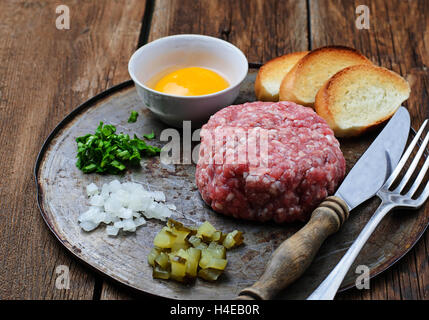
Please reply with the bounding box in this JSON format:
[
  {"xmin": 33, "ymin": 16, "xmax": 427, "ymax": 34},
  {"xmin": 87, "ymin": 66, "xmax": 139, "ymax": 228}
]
[
  {"xmin": 315, "ymin": 64, "xmax": 411, "ymax": 137},
  {"xmin": 279, "ymin": 46, "xmax": 372, "ymax": 107},
  {"xmin": 255, "ymin": 51, "xmax": 309, "ymax": 101}
]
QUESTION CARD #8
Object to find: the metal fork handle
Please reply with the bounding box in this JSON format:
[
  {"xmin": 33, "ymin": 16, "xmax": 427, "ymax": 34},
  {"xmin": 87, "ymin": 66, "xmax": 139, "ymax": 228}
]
[{"xmin": 307, "ymin": 201, "xmax": 395, "ymax": 300}]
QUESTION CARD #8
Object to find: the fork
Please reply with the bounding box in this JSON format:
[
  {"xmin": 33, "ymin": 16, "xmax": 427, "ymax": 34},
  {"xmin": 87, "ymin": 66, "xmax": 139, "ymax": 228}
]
[{"xmin": 307, "ymin": 119, "xmax": 429, "ymax": 300}]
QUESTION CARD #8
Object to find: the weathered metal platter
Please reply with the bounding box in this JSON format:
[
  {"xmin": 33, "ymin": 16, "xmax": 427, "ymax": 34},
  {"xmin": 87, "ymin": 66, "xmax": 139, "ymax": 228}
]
[{"xmin": 35, "ymin": 69, "xmax": 429, "ymax": 300}]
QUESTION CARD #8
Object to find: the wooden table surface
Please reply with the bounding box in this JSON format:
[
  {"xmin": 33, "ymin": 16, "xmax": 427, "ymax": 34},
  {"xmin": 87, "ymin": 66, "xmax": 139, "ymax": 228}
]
[{"xmin": 0, "ymin": 0, "xmax": 428, "ymax": 300}]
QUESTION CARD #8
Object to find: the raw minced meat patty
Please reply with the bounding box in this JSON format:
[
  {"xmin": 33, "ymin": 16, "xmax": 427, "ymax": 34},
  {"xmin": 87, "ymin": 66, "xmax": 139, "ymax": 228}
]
[{"xmin": 195, "ymin": 101, "xmax": 346, "ymax": 223}]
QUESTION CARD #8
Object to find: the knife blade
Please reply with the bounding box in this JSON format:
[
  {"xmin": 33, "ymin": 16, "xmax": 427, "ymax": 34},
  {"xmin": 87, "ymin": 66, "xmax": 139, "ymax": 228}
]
[
  {"xmin": 336, "ymin": 106, "xmax": 410, "ymax": 211},
  {"xmin": 237, "ymin": 107, "xmax": 411, "ymax": 300}
]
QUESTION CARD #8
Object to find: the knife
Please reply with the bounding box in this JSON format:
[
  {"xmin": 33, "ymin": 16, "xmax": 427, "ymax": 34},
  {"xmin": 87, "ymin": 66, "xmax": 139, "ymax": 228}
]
[{"xmin": 237, "ymin": 107, "xmax": 411, "ymax": 300}]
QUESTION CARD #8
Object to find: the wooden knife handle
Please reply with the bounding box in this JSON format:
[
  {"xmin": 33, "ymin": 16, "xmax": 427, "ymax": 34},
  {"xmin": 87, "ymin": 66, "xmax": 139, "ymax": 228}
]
[{"xmin": 236, "ymin": 196, "xmax": 349, "ymax": 300}]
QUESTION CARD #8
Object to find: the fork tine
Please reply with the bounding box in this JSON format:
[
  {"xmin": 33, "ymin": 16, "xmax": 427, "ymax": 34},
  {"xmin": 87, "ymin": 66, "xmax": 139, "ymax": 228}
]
[
  {"xmin": 413, "ymin": 178, "xmax": 429, "ymax": 207},
  {"xmin": 385, "ymin": 119, "xmax": 428, "ymax": 189},
  {"xmin": 395, "ymin": 129, "xmax": 429, "ymax": 193},
  {"xmin": 406, "ymin": 152, "xmax": 429, "ymax": 197}
]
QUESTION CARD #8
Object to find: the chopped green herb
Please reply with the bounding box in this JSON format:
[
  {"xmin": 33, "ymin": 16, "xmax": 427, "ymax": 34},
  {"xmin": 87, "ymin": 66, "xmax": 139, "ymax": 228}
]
[
  {"xmin": 128, "ymin": 110, "xmax": 139, "ymax": 123},
  {"xmin": 75, "ymin": 122, "xmax": 161, "ymax": 174},
  {"xmin": 143, "ymin": 130, "xmax": 155, "ymax": 140}
]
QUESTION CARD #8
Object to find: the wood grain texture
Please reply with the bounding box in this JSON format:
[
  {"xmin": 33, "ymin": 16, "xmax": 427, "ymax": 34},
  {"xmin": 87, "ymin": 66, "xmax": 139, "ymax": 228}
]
[
  {"xmin": 148, "ymin": 0, "xmax": 308, "ymax": 63},
  {"xmin": 309, "ymin": 0, "xmax": 429, "ymax": 300},
  {"xmin": 100, "ymin": 281, "xmax": 133, "ymax": 300},
  {"xmin": 0, "ymin": 0, "xmax": 146, "ymax": 299}
]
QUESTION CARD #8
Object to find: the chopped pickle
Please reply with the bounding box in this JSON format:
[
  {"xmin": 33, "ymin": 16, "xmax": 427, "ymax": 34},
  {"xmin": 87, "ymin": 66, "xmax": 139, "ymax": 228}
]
[
  {"xmin": 170, "ymin": 253, "xmax": 187, "ymax": 264},
  {"xmin": 153, "ymin": 227, "xmax": 177, "ymax": 248},
  {"xmin": 195, "ymin": 242, "xmax": 208, "ymax": 251},
  {"xmin": 196, "ymin": 221, "xmax": 217, "ymax": 240},
  {"xmin": 200, "ymin": 245, "xmax": 227, "ymax": 270},
  {"xmin": 188, "ymin": 225, "xmax": 198, "ymax": 236},
  {"xmin": 175, "ymin": 248, "xmax": 189, "ymax": 261},
  {"xmin": 155, "ymin": 252, "xmax": 170, "ymax": 269},
  {"xmin": 198, "ymin": 268, "xmax": 223, "ymax": 281},
  {"xmin": 148, "ymin": 219, "xmax": 244, "ymax": 283},
  {"xmin": 223, "ymin": 230, "xmax": 244, "ymax": 249},
  {"xmin": 206, "ymin": 258, "xmax": 227, "ymax": 270},
  {"xmin": 167, "ymin": 219, "xmax": 189, "ymax": 232},
  {"xmin": 153, "ymin": 266, "xmax": 170, "ymax": 280},
  {"xmin": 188, "ymin": 235, "xmax": 202, "ymax": 248},
  {"xmin": 147, "ymin": 247, "xmax": 161, "ymax": 267},
  {"xmin": 207, "ymin": 242, "xmax": 226, "ymax": 259},
  {"xmin": 186, "ymin": 247, "xmax": 201, "ymax": 277},
  {"xmin": 171, "ymin": 229, "xmax": 191, "ymax": 252},
  {"xmin": 199, "ymin": 254, "xmax": 227, "ymax": 270},
  {"xmin": 170, "ymin": 252, "xmax": 187, "ymax": 282},
  {"xmin": 210, "ymin": 258, "xmax": 227, "ymax": 270},
  {"xmin": 211, "ymin": 230, "xmax": 223, "ymax": 242},
  {"xmin": 171, "ymin": 242, "xmax": 190, "ymax": 252},
  {"xmin": 218, "ymin": 232, "xmax": 227, "ymax": 244}
]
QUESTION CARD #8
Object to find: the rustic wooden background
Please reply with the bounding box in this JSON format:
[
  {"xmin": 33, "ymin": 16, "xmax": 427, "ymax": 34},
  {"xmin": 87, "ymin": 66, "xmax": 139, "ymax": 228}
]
[{"xmin": 0, "ymin": 0, "xmax": 427, "ymax": 300}]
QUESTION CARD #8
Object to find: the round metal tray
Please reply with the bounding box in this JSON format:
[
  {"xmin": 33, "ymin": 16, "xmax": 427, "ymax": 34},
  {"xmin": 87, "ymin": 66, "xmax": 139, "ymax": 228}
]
[{"xmin": 35, "ymin": 70, "xmax": 429, "ymax": 299}]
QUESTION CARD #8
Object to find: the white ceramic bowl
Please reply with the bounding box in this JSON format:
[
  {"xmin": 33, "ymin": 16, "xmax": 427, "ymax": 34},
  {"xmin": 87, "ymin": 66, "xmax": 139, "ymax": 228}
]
[{"xmin": 128, "ymin": 34, "xmax": 248, "ymax": 127}]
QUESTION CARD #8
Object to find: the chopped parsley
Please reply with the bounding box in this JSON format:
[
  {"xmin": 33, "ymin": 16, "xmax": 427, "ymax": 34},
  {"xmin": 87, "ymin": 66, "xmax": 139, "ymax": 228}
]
[
  {"xmin": 143, "ymin": 130, "xmax": 155, "ymax": 140},
  {"xmin": 128, "ymin": 110, "xmax": 139, "ymax": 123},
  {"xmin": 75, "ymin": 122, "xmax": 160, "ymax": 174}
]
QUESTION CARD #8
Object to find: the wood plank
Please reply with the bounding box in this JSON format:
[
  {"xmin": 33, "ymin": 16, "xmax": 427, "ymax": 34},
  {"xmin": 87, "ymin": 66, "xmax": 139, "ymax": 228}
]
[
  {"xmin": 0, "ymin": 0, "xmax": 146, "ymax": 299},
  {"xmin": 310, "ymin": 0, "xmax": 429, "ymax": 300},
  {"xmin": 100, "ymin": 0, "xmax": 308, "ymax": 300},
  {"xmin": 413, "ymin": 232, "xmax": 429, "ymax": 299},
  {"xmin": 100, "ymin": 280, "xmax": 134, "ymax": 300},
  {"xmin": 148, "ymin": 0, "xmax": 308, "ymax": 63}
]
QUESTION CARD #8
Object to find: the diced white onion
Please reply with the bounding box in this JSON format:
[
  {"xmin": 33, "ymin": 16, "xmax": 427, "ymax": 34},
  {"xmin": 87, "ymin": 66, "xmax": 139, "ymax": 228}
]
[
  {"xmin": 122, "ymin": 219, "xmax": 136, "ymax": 232},
  {"xmin": 89, "ymin": 195, "xmax": 105, "ymax": 207},
  {"xmin": 78, "ymin": 207, "xmax": 100, "ymax": 222},
  {"xmin": 86, "ymin": 183, "xmax": 98, "ymax": 197},
  {"xmin": 104, "ymin": 195, "xmax": 123, "ymax": 214},
  {"xmin": 80, "ymin": 220, "xmax": 99, "ymax": 232},
  {"xmin": 134, "ymin": 217, "xmax": 146, "ymax": 227},
  {"xmin": 106, "ymin": 225, "xmax": 119, "ymax": 236},
  {"xmin": 79, "ymin": 181, "xmax": 174, "ymax": 236},
  {"xmin": 118, "ymin": 207, "xmax": 133, "ymax": 219},
  {"xmin": 150, "ymin": 191, "xmax": 166, "ymax": 202},
  {"xmin": 108, "ymin": 179, "xmax": 122, "ymax": 193},
  {"xmin": 113, "ymin": 220, "xmax": 124, "ymax": 229},
  {"xmin": 100, "ymin": 183, "xmax": 110, "ymax": 199},
  {"xmin": 167, "ymin": 204, "xmax": 177, "ymax": 211}
]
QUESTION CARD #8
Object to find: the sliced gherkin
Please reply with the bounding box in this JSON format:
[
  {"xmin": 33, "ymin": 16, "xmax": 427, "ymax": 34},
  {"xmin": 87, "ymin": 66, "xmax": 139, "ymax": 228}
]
[
  {"xmin": 148, "ymin": 220, "xmax": 244, "ymax": 283},
  {"xmin": 198, "ymin": 268, "xmax": 223, "ymax": 281},
  {"xmin": 223, "ymin": 230, "xmax": 244, "ymax": 249}
]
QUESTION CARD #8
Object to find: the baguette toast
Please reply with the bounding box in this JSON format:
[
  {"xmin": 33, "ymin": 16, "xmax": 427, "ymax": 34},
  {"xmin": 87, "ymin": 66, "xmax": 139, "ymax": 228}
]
[
  {"xmin": 255, "ymin": 51, "xmax": 308, "ymax": 101},
  {"xmin": 279, "ymin": 46, "xmax": 372, "ymax": 107},
  {"xmin": 315, "ymin": 64, "xmax": 411, "ymax": 137}
]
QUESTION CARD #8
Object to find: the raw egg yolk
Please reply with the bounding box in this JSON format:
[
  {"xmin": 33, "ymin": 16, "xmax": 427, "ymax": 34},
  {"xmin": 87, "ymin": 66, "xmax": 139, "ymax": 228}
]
[{"xmin": 152, "ymin": 67, "xmax": 229, "ymax": 96}]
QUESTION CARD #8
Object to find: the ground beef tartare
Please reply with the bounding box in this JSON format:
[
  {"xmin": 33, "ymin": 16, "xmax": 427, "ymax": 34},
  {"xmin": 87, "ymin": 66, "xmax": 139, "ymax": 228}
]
[{"xmin": 195, "ymin": 101, "xmax": 346, "ymax": 223}]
